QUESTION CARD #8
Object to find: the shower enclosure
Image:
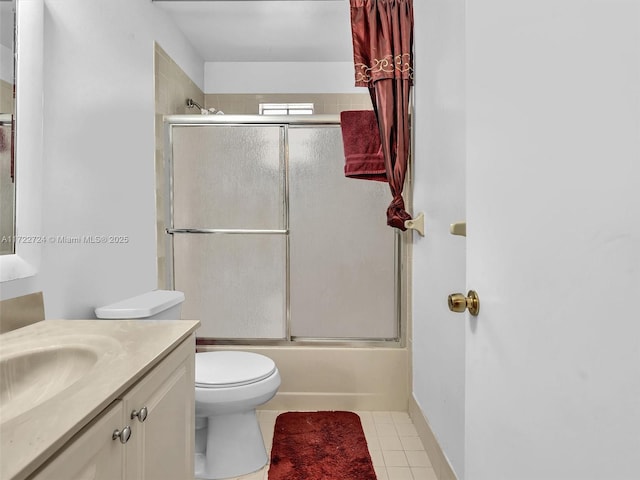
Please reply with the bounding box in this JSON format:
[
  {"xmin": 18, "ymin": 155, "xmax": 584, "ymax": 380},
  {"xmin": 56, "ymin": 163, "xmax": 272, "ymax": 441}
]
[{"xmin": 164, "ymin": 115, "xmax": 404, "ymax": 344}]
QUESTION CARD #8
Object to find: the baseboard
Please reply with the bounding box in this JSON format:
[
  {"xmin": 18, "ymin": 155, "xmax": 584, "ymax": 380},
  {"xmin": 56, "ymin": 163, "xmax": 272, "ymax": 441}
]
[
  {"xmin": 408, "ymin": 395, "xmax": 458, "ymax": 480},
  {"xmin": 264, "ymin": 391, "xmax": 405, "ymax": 412}
]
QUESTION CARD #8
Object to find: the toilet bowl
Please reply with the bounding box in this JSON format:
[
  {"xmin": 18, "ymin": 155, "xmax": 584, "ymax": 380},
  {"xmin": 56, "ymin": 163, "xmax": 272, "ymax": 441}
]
[
  {"xmin": 95, "ymin": 290, "xmax": 281, "ymax": 480},
  {"xmin": 195, "ymin": 351, "xmax": 280, "ymax": 479}
]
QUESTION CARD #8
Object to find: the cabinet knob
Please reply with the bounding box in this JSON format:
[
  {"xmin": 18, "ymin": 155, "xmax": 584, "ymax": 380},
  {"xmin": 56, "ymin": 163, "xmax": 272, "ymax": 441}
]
[
  {"xmin": 112, "ymin": 425, "xmax": 132, "ymax": 444},
  {"xmin": 131, "ymin": 406, "xmax": 148, "ymax": 422}
]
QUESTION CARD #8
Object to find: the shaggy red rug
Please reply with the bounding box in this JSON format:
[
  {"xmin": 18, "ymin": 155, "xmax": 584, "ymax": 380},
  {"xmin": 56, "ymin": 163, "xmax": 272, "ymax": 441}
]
[{"xmin": 268, "ymin": 411, "xmax": 377, "ymax": 480}]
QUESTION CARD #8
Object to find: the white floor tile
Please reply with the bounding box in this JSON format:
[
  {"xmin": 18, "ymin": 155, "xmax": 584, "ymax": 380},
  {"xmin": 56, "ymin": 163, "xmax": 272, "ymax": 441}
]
[
  {"xmin": 406, "ymin": 450, "xmax": 432, "ymax": 468},
  {"xmin": 400, "ymin": 436, "xmax": 426, "ymax": 451},
  {"xmin": 366, "ymin": 435, "xmax": 382, "ymax": 452},
  {"xmin": 258, "ymin": 410, "xmax": 279, "ymax": 423},
  {"xmin": 382, "ymin": 450, "xmax": 409, "ymax": 467},
  {"xmin": 376, "ymin": 422, "xmax": 399, "ymax": 436},
  {"xmin": 372, "ymin": 411, "xmax": 394, "ymax": 424},
  {"xmin": 361, "ymin": 422, "xmax": 379, "ymax": 437},
  {"xmin": 411, "ymin": 467, "xmax": 438, "ymax": 480},
  {"xmin": 386, "ymin": 466, "xmax": 414, "ymax": 480},
  {"xmin": 369, "ymin": 449, "xmax": 386, "ymax": 466},
  {"xmin": 391, "ymin": 412, "xmax": 412, "ymax": 424},
  {"xmin": 356, "ymin": 411, "xmax": 374, "ymax": 423},
  {"xmin": 395, "ymin": 422, "xmax": 419, "ymax": 437},
  {"xmin": 378, "ymin": 434, "xmax": 404, "ymax": 451},
  {"xmin": 375, "ymin": 465, "xmax": 390, "ymax": 480}
]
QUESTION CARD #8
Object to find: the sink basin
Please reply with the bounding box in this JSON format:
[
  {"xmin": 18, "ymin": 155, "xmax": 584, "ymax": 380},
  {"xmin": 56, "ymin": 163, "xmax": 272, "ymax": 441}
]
[{"xmin": 0, "ymin": 336, "xmax": 118, "ymax": 422}]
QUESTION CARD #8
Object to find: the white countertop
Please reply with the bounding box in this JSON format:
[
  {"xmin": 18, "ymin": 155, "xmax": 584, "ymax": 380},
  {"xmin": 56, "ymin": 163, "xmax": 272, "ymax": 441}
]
[{"xmin": 0, "ymin": 319, "xmax": 200, "ymax": 480}]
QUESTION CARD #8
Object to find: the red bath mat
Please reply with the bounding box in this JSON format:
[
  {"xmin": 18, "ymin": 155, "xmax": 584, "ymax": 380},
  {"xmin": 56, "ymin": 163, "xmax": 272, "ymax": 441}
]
[{"xmin": 268, "ymin": 411, "xmax": 377, "ymax": 480}]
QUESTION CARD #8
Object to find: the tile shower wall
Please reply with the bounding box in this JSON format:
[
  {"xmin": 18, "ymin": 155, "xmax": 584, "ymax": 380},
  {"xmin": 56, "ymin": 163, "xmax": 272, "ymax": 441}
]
[
  {"xmin": 0, "ymin": 79, "xmax": 12, "ymax": 113},
  {"xmin": 205, "ymin": 93, "xmax": 372, "ymax": 115},
  {"xmin": 0, "ymin": 78, "xmax": 15, "ymax": 255},
  {"xmin": 154, "ymin": 43, "xmax": 205, "ymax": 288}
]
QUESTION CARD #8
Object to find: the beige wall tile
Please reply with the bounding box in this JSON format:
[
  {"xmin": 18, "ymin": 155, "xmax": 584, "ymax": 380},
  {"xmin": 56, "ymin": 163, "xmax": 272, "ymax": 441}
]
[
  {"xmin": 0, "ymin": 79, "xmax": 14, "ymax": 114},
  {"xmin": 154, "ymin": 43, "xmax": 204, "ymax": 289},
  {"xmin": 0, "ymin": 79, "xmax": 16, "ymax": 254},
  {"xmin": 0, "ymin": 292, "xmax": 45, "ymax": 333},
  {"xmin": 204, "ymin": 93, "xmax": 371, "ymax": 115}
]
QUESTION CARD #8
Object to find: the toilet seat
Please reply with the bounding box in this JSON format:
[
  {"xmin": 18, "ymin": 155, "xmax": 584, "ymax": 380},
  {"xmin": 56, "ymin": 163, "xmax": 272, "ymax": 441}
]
[{"xmin": 196, "ymin": 351, "xmax": 277, "ymax": 388}]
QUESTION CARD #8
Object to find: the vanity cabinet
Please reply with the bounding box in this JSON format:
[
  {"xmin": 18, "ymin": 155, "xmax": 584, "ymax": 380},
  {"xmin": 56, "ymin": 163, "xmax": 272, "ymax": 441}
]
[
  {"xmin": 28, "ymin": 336, "xmax": 195, "ymax": 480},
  {"xmin": 123, "ymin": 335, "xmax": 195, "ymax": 480}
]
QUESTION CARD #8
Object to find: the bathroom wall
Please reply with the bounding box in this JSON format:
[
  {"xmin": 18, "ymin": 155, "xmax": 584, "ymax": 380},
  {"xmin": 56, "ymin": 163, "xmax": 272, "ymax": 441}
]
[
  {"xmin": 205, "ymin": 61, "xmax": 360, "ymax": 94},
  {"xmin": 0, "ymin": 0, "xmax": 204, "ymax": 310},
  {"xmin": 411, "ymin": 0, "xmax": 466, "ymax": 478}
]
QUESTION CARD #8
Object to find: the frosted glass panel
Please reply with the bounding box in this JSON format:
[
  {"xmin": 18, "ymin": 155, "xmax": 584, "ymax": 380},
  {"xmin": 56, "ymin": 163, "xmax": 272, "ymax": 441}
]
[
  {"xmin": 171, "ymin": 125, "xmax": 284, "ymax": 229},
  {"xmin": 174, "ymin": 234, "xmax": 286, "ymax": 339},
  {"xmin": 288, "ymin": 126, "xmax": 397, "ymax": 339}
]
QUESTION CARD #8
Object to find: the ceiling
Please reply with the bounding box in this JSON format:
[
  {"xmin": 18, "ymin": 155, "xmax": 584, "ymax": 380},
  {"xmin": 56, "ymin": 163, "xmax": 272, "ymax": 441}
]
[{"xmin": 153, "ymin": 0, "xmax": 353, "ymax": 63}]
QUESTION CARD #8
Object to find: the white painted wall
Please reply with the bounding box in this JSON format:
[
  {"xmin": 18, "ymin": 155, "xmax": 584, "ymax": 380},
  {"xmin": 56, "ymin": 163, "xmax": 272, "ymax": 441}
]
[
  {"xmin": 413, "ymin": 1, "xmax": 640, "ymax": 479},
  {"xmin": 205, "ymin": 61, "xmax": 361, "ymax": 94},
  {"xmin": 411, "ymin": 0, "xmax": 466, "ymax": 477},
  {"xmin": 0, "ymin": 0, "xmax": 204, "ymax": 314}
]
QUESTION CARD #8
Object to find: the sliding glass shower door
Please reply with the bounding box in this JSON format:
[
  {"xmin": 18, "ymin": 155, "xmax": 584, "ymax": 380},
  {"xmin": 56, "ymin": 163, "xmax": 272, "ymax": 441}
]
[
  {"xmin": 166, "ymin": 117, "xmax": 398, "ymax": 342},
  {"xmin": 171, "ymin": 124, "xmax": 287, "ymax": 339},
  {"xmin": 288, "ymin": 126, "xmax": 397, "ymax": 339}
]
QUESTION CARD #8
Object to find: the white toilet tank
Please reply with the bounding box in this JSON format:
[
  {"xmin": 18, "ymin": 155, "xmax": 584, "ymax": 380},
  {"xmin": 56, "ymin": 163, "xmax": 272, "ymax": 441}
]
[{"xmin": 95, "ymin": 290, "xmax": 185, "ymax": 320}]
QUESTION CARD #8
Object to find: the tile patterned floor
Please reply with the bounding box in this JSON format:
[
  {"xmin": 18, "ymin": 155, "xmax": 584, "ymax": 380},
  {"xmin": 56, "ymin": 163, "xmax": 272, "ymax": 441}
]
[{"xmin": 223, "ymin": 410, "xmax": 437, "ymax": 480}]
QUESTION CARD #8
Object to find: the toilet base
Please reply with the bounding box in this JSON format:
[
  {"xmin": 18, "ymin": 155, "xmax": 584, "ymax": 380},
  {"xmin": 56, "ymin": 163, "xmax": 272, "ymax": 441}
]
[{"xmin": 194, "ymin": 410, "xmax": 268, "ymax": 479}]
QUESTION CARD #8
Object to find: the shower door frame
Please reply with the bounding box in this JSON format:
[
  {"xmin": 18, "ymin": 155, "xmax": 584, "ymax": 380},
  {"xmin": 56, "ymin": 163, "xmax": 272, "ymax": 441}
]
[{"xmin": 163, "ymin": 114, "xmax": 408, "ymax": 347}]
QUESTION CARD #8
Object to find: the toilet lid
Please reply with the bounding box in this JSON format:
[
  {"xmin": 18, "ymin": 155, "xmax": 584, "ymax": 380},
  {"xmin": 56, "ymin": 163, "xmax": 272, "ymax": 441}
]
[{"xmin": 195, "ymin": 351, "xmax": 277, "ymax": 388}]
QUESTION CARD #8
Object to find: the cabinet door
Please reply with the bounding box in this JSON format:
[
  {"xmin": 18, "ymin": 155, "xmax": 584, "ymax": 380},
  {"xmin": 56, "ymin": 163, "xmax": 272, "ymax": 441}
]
[
  {"xmin": 123, "ymin": 337, "xmax": 195, "ymax": 480},
  {"xmin": 29, "ymin": 401, "xmax": 125, "ymax": 480}
]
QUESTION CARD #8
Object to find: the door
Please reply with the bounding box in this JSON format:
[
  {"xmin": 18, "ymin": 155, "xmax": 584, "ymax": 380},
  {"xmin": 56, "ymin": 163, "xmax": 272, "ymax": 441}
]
[
  {"xmin": 464, "ymin": 1, "xmax": 640, "ymax": 479},
  {"xmin": 29, "ymin": 401, "xmax": 125, "ymax": 480}
]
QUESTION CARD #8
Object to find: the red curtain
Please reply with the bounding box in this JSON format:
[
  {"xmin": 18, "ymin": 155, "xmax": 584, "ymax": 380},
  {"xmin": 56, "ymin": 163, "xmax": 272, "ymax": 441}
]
[{"xmin": 349, "ymin": 0, "xmax": 413, "ymax": 230}]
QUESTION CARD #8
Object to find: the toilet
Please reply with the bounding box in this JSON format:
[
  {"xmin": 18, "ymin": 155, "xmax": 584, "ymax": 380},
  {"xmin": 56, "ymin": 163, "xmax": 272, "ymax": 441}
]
[{"xmin": 95, "ymin": 290, "xmax": 281, "ymax": 480}]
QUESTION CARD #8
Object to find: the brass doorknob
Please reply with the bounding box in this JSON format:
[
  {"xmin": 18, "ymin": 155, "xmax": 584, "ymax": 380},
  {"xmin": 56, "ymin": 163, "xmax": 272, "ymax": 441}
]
[{"xmin": 448, "ymin": 290, "xmax": 480, "ymax": 316}]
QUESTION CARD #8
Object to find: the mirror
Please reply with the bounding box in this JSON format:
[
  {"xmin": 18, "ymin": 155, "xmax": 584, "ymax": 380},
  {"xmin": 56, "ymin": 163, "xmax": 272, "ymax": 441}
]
[
  {"xmin": 0, "ymin": 0, "xmax": 43, "ymax": 283},
  {"xmin": 0, "ymin": 0, "xmax": 16, "ymax": 255}
]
